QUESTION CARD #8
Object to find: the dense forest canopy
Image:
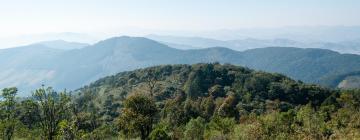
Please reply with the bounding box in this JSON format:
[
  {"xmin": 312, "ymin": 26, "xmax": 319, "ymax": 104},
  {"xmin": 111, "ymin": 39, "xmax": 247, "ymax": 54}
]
[{"xmin": 1, "ymin": 63, "xmax": 360, "ymax": 139}]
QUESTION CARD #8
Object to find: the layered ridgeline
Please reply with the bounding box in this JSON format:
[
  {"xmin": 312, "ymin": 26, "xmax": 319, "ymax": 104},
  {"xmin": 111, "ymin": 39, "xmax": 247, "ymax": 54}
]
[
  {"xmin": 147, "ymin": 34, "xmax": 360, "ymax": 54},
  {"xmin": 1, "ymin": 36, "xmax": 360, "ymax": 95},
  {"xmin": 0, "ymin": 40, "xmax": 89, "ymax": 94},
  {"xmin": 69, "ymin": 63, "xmax": 358, "ymax": 139}
]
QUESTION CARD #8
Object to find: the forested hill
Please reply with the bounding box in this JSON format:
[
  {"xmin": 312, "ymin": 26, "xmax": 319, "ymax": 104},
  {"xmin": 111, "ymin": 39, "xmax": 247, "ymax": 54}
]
[
  {"xmin": 70, "ymin": 63, "xmax": 360, "ymax": 139},
  {"xmin": 78, "ymin": 63, "xmax": 331, "ymax": 107},
  {"xmin": 2, "ymin": 36, "xmax": 360, "ymax": 95},
  {"xmin": 2, "ymin": 63, "xmax": 360, "ymax": 139},
  {"xmin": 240, "ymin": 47, "xmax": 360, "ymax": 84},
  {"xmin": 320, "ymin": 71, "xmax": 360, "ymax": 88}
]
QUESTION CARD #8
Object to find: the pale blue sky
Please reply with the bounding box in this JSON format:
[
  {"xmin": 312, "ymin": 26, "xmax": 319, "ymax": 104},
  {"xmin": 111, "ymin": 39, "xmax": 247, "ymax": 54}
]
[{"xmin": 0, "ymin": 0, "xmax": 360, "ymax": 37}]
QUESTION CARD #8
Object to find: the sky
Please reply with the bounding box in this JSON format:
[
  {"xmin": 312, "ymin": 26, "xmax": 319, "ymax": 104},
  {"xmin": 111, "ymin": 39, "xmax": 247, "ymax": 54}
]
[{"xmin": 0, "ymin": 0, "xmax": 360, "ymax": 38}]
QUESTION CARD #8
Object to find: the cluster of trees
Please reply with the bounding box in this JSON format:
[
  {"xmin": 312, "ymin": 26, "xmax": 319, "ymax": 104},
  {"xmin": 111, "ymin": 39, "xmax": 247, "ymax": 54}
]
[
  {"xmin": 0, "ymin": 87, "xmax": 71, "ymax": 140},
  {"xmin": 1, "ymin": 63, "xmax": 360, "ymax": 139}
]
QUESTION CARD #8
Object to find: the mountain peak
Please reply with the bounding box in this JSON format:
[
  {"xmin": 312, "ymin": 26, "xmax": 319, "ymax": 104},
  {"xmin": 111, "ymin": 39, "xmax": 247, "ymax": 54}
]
[
  {"xmin": 93, "ymin": 36, "xmax": 174, "ymax": 51},
  {"xmin": 101, "ymin": 36, "xmax": 150, "ymax": 42}
]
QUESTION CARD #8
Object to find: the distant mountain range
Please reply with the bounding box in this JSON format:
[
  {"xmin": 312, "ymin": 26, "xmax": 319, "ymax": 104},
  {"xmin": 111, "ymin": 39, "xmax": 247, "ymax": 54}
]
[
  {"xmin": 180, "ymin": 26, "xmax": 360, "ymax": 42},
  {"xmin": 33, "ymin": 40, "xmax": 89, "ymax": 50},
  {"xmin": 0, "ymin": 32, "xmax": 96, "ymax": 49},
  {"xmin": 1, "ymin": 36, "xmax": 360, "ymax": 95},
  {"xmin": 147, "ymin": 34, "xmax": 360, "ymax": 55}
]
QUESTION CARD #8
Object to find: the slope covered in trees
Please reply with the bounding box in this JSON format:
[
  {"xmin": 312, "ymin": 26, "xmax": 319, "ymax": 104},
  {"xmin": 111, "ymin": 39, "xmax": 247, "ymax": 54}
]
[
  {"xmin": 2, "ymin": 63, "xmax": 359, "ymax": 139},
  {"xmin": 1, "ymin": 36, "xmax": 360, "ymax": 95},
  {"xmin": 0, "ymin": 36, "xmax": 360, "ymax": 96},
  {"xmin": 320, "ymin": 71, "xmax": 360, "ymax": 88}
]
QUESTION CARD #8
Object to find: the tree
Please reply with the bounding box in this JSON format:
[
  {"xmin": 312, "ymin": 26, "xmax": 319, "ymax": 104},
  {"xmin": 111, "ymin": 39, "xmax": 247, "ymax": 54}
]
[
  {"xmin": 184, "ymin": 71, "xmax": 204, "ymax": 99},
  {"xmin": 57, "ymin": 120, "xmax": 76, "ymax": 140},
  {"xmin": 17, "ymin": 100, "xmax": 41, "ymax": 129},
  {"xmin": 162, "ymin": 91, "xmax": 188, "ymax": 126},
  {"xmin": 0, "ymin": 87, "xmax": 18, "ymax": 140},
  {"xmin": 144, "ymin": 69, "xmax": 160, "ymax": 97},
  {"xmin": 208, "ymin": 85, "xmax": 225, "ymax": 98},
  {"xmin": 294, "ymin": 104, "xmax": 329, "ymax": 139},
  {"xmin": 184, "ymin": 117, "xmax": 206, "ymax": 140},
  {"xmin": 33, "ymin": 87, "xmax": 71, "ymax": 140},
  {"xmin": 218, "ymin": 95, "xmax": 238, "ymax": 117},
  {"xmin": 200, "ymin": 97, "xmax": 215, "ymax": 120},
  {"xmin": 149, "ymin": 123, "xmax": 170, "ymax": 140},
  {"xmin": 118, "ymin": 94, "xmax": 157, "ymax": 140},
  {"xmin": 102, "ymin": 95, "xmax": 120, "ymax": 122},
  {"xmin": 204, "ymin": 116, "xmax": 236, "ymax": 139}
]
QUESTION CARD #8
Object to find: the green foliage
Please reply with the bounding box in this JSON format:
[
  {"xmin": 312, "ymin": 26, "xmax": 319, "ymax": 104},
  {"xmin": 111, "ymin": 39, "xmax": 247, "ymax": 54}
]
[
  {"xmin": 184, "ymin": 117, "xmax": 206, "ymax": 140},
  {"xmin": 17, "ymin": 100, "xmax": 41, "ymax": 129},
  {"xmin": 117, "ymin": 94, "xmax": 157, "ymax": 139},
  {"xmin": 0, "ymin": 87, "xmax": 18, "ymax": 140},
  {"xmin": 73, "ymin": 63, "xmax": 360, "ymax": 139},
  {"xmin": 1, "ymin": 63, "xmax": 360, "ymax": 139},
  {"xmin": 57, "ymin": 120, "xmax": 76, "ymax": 140},
  {"xmin": 204, "ymin": 116, "xmax": 236, "ymax": 139},
  {"xmin": 83, "ymin": 124, "xmax": 118, "ymax": 140},
  {"xmin": 149, "ymin": 123, "xmax": 170, "ymax": 140},
  {"xmin": 33, "ymin": 86, "xmax": 72, "ymax": 140}
]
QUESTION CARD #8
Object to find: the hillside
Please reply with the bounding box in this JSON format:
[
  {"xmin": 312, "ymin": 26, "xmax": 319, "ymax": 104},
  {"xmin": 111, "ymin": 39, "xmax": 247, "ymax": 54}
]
[
  {"xmin": 54, "ymin": 37, "xmax": 360, "ymax": 89},
  {"xmin": 319, "ymin": 71, "xmax": 360, "ymax": 88},
  {"xmin": 240, "ymin": 47, "xmax": 360, "ymax": 84},
  {"xmin": 338, "ymin": 76, "xmax": 360, "ymax": 89},
  {"xmin": 69, "ymin": 63, "xmax": 359, "ymax": 139},
  {"xmin": 1, "ymin": 63, "xmax": 360, "ymax": 139},
  {"xmin": 0, "ymin": 44, "xmax": 64, "ymax": 93},
  {"xmin": 1, "ymin": 36, "xmax": 360, "ymax": 95},
  {"xmin": 77, "ymin": 63, "xmax": 330, "ymax": 109}
]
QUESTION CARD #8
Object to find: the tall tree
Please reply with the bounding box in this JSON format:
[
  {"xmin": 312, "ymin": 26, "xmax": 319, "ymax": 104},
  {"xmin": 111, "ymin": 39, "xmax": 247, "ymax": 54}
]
[
  {"xmin": 17, "ymin": 100, "xmax": 41, "ymax": 129},
  {"xmin": 32, "ymin": 87, "xmax": 71, "ymax": 140},
  {"xmin": 118, "ymin": 94, "xmax": 157, "ymax": 140},
  {"xmin": 0, "ymin": 87, "xmax": 18, "ymax": 140},
  {"xmin": 184, "ymin": 117, "xmax": 206, "ymax": 140}
]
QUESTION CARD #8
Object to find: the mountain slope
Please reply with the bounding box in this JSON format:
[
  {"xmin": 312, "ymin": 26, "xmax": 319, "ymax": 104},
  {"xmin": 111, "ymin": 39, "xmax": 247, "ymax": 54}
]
[
  {"xmin": 76, "ymin": 63, "xmax": 332, "ymax": 115},
  {"xmin": 34, "ymin": 40, "xmax": 89, "ymax": 50},
  {"xmin": 1, "ymin": 36, "xmax": 360, "ymax": 95},
  {"xmin": 319, "ymin": 71, "xmax": 360, "ymax": 88},
  {"xmin": 239, "ymin": 47, "xmax": 360, "ymax": 83},
  {"xmin": 0, "ymin": 44, "xmax": 65, "ymax": 93},
  {"xmin": 18, "ymin": 63, "xmax": 358, "ymax": 140},
  {"xmin": 73, "ymin": 63, "xmax": 335, "ymax": 139},
  {"xmin": 52, "ymin": 39, "xmax": 360, "ymax": 89}
]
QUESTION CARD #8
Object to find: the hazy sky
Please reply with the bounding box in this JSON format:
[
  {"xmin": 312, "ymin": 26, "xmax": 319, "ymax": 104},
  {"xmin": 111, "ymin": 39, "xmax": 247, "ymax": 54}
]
[{"xmin": 1, "ymin": 0, "xmax": 360, "ymax": 37}]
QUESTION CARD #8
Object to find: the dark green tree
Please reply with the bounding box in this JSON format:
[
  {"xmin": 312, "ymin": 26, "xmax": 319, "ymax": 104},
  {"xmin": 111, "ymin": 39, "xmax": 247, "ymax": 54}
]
[
  {"xmin": 118, "ymin": 94, "xmax": 157, "ymax": 140},
  {"xmin": 149, "ymin": 123, "xmax": 170, "ymax": 140},
  {"xmin": 0, "ymin": 87, "xmax": 18, "ymax": 140},
  {"xmin": 17, "ymin": 100, "xmax": 41, "ymax": 129},
  {"xmin": 102, "ymin": 95, "xmax": 120, "ymax": 122},
  {"xmin": 184, "ymin": 117, "xmax": 206, "ymax": 140}
]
